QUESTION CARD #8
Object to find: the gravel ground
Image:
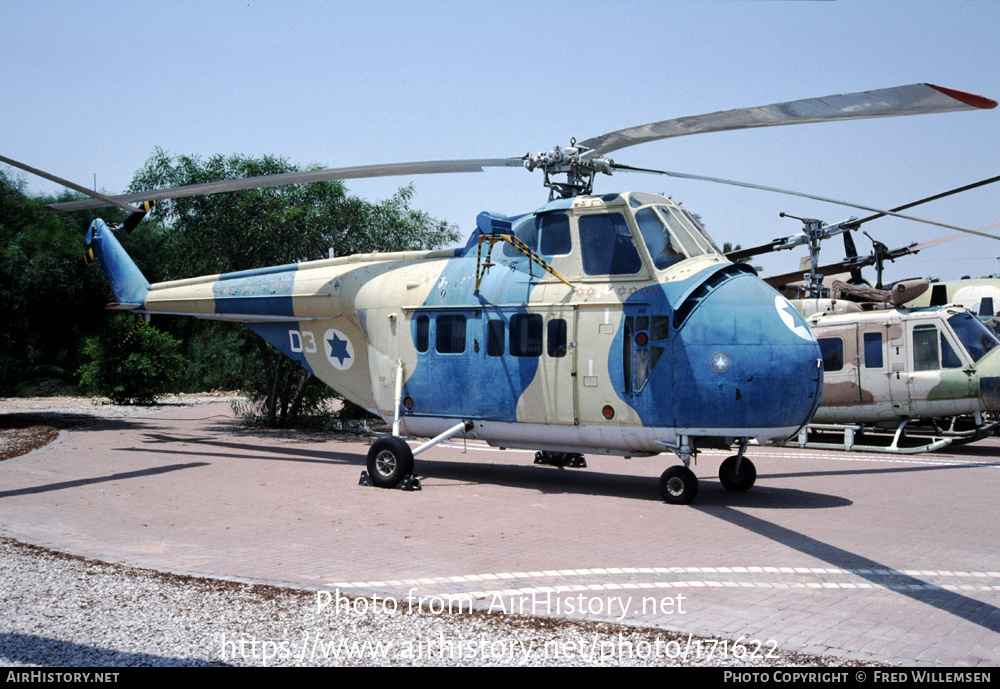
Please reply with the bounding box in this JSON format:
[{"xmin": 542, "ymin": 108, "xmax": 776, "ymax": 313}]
[{"xmin": 0, "ymin": 395, "xmax": 878, "ymax": 667}]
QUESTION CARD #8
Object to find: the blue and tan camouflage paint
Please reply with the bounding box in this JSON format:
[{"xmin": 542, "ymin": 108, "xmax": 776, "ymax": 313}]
[{"xmin": 86, "ymin": 191, "xmax": 823, "ymax": 456}]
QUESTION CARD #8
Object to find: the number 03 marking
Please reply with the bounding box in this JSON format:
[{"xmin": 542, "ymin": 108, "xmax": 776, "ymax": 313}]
[{"xmin": 289, "ymin": 329, "xmax": 317, "ymax": 353}]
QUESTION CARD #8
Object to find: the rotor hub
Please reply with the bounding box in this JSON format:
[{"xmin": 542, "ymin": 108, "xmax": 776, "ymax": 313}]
[{"xmin": 523, "ymin": 142, "xmax": 615, "ymax": 199}]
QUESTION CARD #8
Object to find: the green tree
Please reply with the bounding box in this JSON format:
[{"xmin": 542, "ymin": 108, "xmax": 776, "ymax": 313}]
[
  {"xmin": 77, "ymin": 314, "xmax": 185, "ymax": 404},
  {"xmin": 0, "ymin": 169, "xmax": 117, "ymax": 394},
  {"xmin": 127, "ymin": 149, "xmax": 459, "ymax": 425}
]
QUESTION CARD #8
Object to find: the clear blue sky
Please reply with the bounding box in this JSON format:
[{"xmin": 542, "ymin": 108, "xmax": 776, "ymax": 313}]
[{"xmin": 3, "ymin": 0, "xmax": 998, "ymax": 282}]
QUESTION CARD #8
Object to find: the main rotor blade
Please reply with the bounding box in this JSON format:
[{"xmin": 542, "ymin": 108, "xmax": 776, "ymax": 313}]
[
  {"xmin": 579, "ymin": 84, "xmax": 996, "ymax": 156},
  {"xmin": 728, "ymin": 174, "xmax": 1000, "ymax": 261},
  {"xmin": 0, "ymin": 154, "xmax": 143, "ymax": 213},
  {"xmin": 46, "ymin": 158, "xmax": 526, "ymax": 212},
  {"xmin": 616, "ymin": 164, "xmax": 1000, "ymax": 241}
]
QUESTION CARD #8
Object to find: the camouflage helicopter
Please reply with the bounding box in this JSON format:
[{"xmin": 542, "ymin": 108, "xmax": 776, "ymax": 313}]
[
  {"xmin": 908, "ymin": 274, "xmax": 1000, "ymax": 328},
  {"xmin": 729, "ymin": 186, "xmax": 1000, "ymax": 453},
  {"xmin": 3, "ymin": 83, "xmax": 997, "ymax": 502}
]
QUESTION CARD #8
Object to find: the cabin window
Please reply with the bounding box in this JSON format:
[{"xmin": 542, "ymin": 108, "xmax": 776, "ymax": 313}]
[
  {"xmin": 818, "ymin": 338, "xmax": 844, "ymax": 372},
  {"xmin": 414, "ymin": 315, "xmax": 429, "ymax": 353},
  {"xmin": 510, "ymin": 313, "xmax": 543, "ymax": 357},
  {"xmin": 863, "ymin": 332, "xmax": 883, "ymax": 368},
  {"xmin": 486, "ymin": 320, "xmax": 505, "ymax": 357},
  {"xmin": 547, "ymin": 318, "xmax": 568, "ymax": 357},
  {"xmin": 579, "ymin": 213, "xmax": 642, "ymax": 276},
  {"xmin": 436, "ymin": 315, "xmax": 466, "ymax": 354}
]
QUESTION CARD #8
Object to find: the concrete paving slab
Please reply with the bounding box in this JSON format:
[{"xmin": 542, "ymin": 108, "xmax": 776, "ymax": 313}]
[{"xmin": 1, "ymin": 403, "xmax": 998, "ymax": 666}]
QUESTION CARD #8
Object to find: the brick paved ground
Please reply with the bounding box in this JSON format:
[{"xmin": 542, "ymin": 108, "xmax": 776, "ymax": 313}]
[{"xmin": 1, "ymin": 403, "xmax": 998, "ymax": 666}]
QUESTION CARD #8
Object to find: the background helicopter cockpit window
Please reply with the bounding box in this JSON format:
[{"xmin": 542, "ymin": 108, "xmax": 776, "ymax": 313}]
[
  {"xmin": 947, "ymin": 312, "xmax": 1000, "ymax": 362},
  {"xmin": 913, "ymin": 324, "xmax": 963, "ymax": 371}
]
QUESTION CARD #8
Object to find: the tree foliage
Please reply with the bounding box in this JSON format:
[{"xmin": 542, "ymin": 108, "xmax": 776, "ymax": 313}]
[
  {"xmin": 127, "ymin": 149, "xmax": 460, "ymax": 425},
  {"xmin": 0, "ymin": 169, "xmax": 111, "ymax": 393},
  {"xmin": 130, "ymin": 149, "xmax": 458, "ymax": 278},
  {"xmin": 77, "ymin": 313, "xmax": 185, "ymax": 404},
  {"xmin": 1, "ymin": 151, "xmax": 458, "ymax": 417}
]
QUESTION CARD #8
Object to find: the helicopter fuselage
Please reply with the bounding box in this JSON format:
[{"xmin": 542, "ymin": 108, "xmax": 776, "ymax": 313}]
[
  {"xmin": 801, "ymin": 301, "xmax": 1000, "ymax": 426},
  {"xmin": 91, "ymin": 191, "xmax": 824, "ymax": 458}
]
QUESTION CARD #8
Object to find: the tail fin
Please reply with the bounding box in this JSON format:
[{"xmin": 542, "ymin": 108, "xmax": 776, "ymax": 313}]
[{"xmin": 85, "ymin": 219, "xmax": 151, "ymax": 306}]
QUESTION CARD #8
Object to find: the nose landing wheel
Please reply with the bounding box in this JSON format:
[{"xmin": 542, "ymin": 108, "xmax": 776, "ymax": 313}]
[{"xmin": 718, "ymin": 455, "xmax": 756, "ymax": 492}]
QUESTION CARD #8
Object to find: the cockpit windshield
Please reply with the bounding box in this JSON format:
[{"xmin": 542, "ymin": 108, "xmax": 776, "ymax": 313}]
[
  {"xmin": 634, "ymin": 204, "xmax": 720, "ymax": 270},
  {"xmin": 948, "ymin": 312, "xmax": 1000, "ymax": 362}
]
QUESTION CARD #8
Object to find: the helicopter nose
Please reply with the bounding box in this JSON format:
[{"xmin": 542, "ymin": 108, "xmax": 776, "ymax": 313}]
[
  {"xmin": 974, "ymin": 347, "xmax": 1000, "ymax": 410},
  {"xmin": 672, "ymin": 273, "xmax": 822, "ymax": 443}
]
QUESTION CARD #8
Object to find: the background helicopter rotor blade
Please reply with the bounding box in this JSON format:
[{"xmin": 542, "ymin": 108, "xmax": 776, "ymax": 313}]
[
  {"xmin": 45, "ymin": 157, "xmax": 526, "ymax": 212},
  {"xmin": 0, "ymin": 154, "xmax": 143, "ymax": 214},
  {"xmin": 844, "ymin": 174, "xmax": 1000, "ymax": 228},
  {"xmin": 726, "ymin": 174, "xmax": 1000, "ymax": 262},
  {"xmin": 762, "ymin": 220, "xmax": 1000, "ymax": 290},
  {"xmin": 578, "ymin": 84, "xmax": 997, "ymax": 156},
  {"xmin": 616, "ymin": 163, "xmax": 1000, "ymax": 241}
]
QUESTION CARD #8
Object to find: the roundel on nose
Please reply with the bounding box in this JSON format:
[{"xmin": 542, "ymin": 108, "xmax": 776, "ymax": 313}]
[{"xmin": 776, "ymin": 294, "xmax": 813, "ymax": 341}]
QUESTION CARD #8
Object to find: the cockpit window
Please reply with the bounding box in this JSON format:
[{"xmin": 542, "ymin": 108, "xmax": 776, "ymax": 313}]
[
  {"xmin": 634, "ymin": 204, "xmax": 718, "ymax": 270},
  {"xmin": 658, "ymin": 205, "xmax": 714, "ymax": 257},
  {"xmin": 579, "ymin": 212, "xmax": 642, "ymax": 276},
  {"xmin": 948, "ymin": 312, "xmax": 1000, "ymax": 362},
  {"xmin": 503, "ymin": 212, "xmax": 570, "ymax": 257},
  {"xmin": 913, "ymin": 324, "xmax": 963, "ymax": 370},
  {"xmin": 539, "ymin": 213, "xmax": 571, "ymax": 255},
  {"xmin": 678, "ymin": 207, "xmax": 723, "ymax": 254},
  {"xmin": 636, "ymin": 208, "xmax": 684, "ymax": 269}
]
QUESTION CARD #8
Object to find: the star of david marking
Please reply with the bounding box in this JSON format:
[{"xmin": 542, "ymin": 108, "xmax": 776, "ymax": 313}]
[
  {"xmin": 323, "ymin": 328, "xmax": 354, "ymax": 370},
  {"xmin": 327, "ymin": 333, "xmax": 351, "ymax": 365}
]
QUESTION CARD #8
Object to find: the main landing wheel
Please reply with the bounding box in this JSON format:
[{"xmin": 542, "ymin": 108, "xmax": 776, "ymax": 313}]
[
  {"xmin": 719, "ymin": 455, "xmax": 756, "ymax": 492},
  {"xmin": 659, "ymin": 466, "xmax": 698, "ymax": 505},
  {"xmin": 366, "ymin": 437, "xmax": 414, "ymax": 488}
]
